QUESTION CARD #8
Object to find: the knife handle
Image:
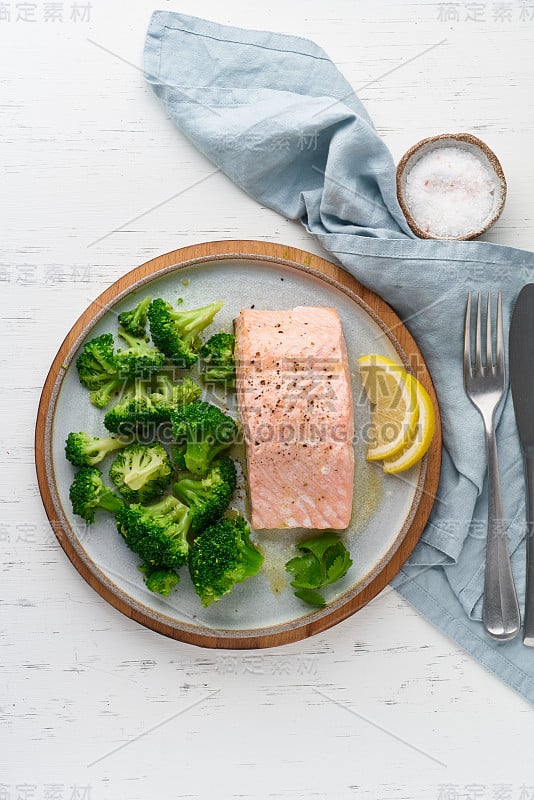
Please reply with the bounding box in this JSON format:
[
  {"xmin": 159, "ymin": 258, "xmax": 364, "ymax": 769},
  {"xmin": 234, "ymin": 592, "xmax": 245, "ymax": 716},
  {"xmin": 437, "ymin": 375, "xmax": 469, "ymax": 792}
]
[
  {"xmin": 482, "ymin": 424, "xmax": 521, "ymax": 641},
  {"xmin": 522, "ymin": 454, "xmax": 534, "ymax": 645}
]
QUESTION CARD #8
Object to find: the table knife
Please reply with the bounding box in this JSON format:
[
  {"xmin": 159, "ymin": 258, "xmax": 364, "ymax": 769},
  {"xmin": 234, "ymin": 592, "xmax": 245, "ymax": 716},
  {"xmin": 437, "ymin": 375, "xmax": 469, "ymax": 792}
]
[{"xmin": 509, "ymin": 283, "xmax": 534, "ymax": 645}]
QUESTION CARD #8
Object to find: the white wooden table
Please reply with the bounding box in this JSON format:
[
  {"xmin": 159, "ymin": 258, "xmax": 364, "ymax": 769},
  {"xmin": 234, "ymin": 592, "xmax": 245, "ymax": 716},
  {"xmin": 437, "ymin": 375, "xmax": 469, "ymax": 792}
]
[{"xmin": 3, "ymin": 1, "xmax": 534, "ymax": 798}]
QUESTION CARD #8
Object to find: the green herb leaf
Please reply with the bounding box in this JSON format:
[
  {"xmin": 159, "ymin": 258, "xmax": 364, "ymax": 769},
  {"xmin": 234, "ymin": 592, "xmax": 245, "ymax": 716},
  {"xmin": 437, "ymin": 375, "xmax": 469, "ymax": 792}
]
[
  {"xmin": 296, "ymin": 532, "xmax": 341, "ymax": 561},
  {"xmin": 325, "ymin": 550, "xmax": 353, "ymax": 585},
  {"xmin": 286, "ymin": 553, "xmax": 323, "ymax": 589},
  {"xmin": 285, "ymin": 533, "xmax": 353, "ymax": 605},
  {"xmin": 293, "ymin": 588, "xmax": 326, "ymax": 607}
]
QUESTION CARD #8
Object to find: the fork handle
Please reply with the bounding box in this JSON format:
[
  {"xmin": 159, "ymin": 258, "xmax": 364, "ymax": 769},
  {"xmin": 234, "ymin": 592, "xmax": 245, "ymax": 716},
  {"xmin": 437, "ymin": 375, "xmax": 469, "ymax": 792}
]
[
  {"xmin": 522, "ymin": 454, "xmax": 534, "ymax": 645},
  {"xmin": 482, "ymin": 421, "xmax": 521, "ymax": 641}
]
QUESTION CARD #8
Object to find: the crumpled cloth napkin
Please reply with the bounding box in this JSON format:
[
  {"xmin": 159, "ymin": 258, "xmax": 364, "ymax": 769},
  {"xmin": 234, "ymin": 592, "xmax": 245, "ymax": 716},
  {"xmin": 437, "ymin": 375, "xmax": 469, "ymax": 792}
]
[{"xmin": 144, "ymin": 10, "xmax": 534, "ymax": 701}]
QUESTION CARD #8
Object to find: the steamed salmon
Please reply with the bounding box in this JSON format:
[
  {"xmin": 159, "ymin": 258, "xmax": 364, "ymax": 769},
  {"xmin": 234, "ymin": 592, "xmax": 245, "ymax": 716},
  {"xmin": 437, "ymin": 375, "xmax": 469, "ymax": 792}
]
[{"xmin": 235, "ymin": 307, "xmax": 354, "ymax": 529}]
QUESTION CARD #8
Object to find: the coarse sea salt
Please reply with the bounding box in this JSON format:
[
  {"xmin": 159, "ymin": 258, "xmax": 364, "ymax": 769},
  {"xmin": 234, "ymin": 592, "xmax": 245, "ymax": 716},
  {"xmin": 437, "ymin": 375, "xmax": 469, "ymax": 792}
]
[{"xmin": 403, "ymin": 145, "xmax": 499, "ymax": 238}]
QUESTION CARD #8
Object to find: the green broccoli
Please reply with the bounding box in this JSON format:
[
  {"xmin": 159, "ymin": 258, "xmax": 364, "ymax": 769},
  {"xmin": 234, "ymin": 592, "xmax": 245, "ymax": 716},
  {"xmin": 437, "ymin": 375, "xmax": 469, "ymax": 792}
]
[
  {"xmin": 199, "ymin": 332, "xmax": 236, "ymax": 386},
  {"xmin": 116, "ymin": 495, "xmax": 191, "ymax": 568},
  {"xmin": 170, "ymin": 401, "xmax": 238, "ymax": 476},
  {"xmin": 150, "ymin": 374, "xmax": 202, "ymax": 419},
  {"xmin": 114, "ymin": 327, "xmax": 166, "ymax": 378},
  {"xmin": 76, "ymin": 333, "xmax": 115, "ymax": 386},
  {"xmin": 65, "ymin": 432, "xmax": 130, "ymax": 467},
  {"xmin": 285, "ymin": 533, "xmax": 353, "ymax": 607},
  {"xmin": 109, "ymin": 442, "xmax": 172, "ymax": 504},
  {"xmin": 139, "ymin": 564, "xmax": 179, "ymax": 596},
  {"xmin": 147, "ymin": 298, "xmax": 223, "ymax": 367},
  {"xmin": 103, "ymin": 378, "xmax": 164, "ymax": 435},
  {"xmin": 188, "ymin": 516, "xmax": 263, "ymax": 607},
  {"xmin": 69, "ymin": 466, "xmax": 125, "ymax": 523},
  {"xmin": 88, "ymin": 379, "xmax": 126, "ymax": 410},
  {"xmin": 118, "ymin": 296, "xmax": 151, "ymax": 338},
  {"xmin": 170, "ymin": 442, "xmax": 187, "ymax": 470},
  {"xmin": 103, "ymin": 373, "xmax": 203, "ymax": 434},
  {"xmin": 75, "ymin": 333, "xmax": 124, "ymax": 409},
  {"xmin": 174, "ymin": 456, "xmax": 237, "ymax": 534}
]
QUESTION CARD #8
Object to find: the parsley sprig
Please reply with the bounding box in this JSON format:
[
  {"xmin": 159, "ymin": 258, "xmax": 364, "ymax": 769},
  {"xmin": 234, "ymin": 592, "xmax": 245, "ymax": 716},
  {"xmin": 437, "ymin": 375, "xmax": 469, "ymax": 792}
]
[{"xmin": 285, "ymin": 533, "xmax": 353, "ymax": 607}]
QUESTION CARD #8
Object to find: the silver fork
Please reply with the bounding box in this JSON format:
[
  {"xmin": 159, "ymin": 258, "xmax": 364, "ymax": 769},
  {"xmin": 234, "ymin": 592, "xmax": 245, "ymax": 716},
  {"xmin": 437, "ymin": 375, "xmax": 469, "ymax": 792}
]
[{"xmin": 464, "ymin": 290, "xmax": 520, "ymax": 641}]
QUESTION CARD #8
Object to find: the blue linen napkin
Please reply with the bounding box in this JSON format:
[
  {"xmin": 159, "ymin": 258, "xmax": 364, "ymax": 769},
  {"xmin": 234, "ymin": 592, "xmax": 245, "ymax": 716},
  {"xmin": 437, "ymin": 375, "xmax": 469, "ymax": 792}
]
[{"xmin": 144, "ymin": 11, "xmax": 534, "ymax": 701}]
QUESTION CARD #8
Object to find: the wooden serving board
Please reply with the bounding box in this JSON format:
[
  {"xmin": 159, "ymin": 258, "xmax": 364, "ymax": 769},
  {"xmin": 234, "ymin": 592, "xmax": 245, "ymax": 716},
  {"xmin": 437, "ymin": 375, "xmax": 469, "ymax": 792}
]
[{"xmin": 35, "ymin": 240, "xmax": 442, "ymax": 649}]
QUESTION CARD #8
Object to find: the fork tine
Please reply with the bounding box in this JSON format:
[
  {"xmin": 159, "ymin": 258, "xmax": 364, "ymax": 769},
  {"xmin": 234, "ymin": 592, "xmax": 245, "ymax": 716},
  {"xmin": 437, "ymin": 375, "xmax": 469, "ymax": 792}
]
[
  {"xmin": 475, "ymin": 291, "xmax": 483, "ymax": 370},
  {"xmin": 464, "ymin": 292, "xmax": 472, "ymax": 379},
  {"xmin": 496, "ymin": 289, "xmax": 504, "ymax": 375},
  {"xmin": 486, "ymin": 292, "xmax": 493, "ymax": 369}
]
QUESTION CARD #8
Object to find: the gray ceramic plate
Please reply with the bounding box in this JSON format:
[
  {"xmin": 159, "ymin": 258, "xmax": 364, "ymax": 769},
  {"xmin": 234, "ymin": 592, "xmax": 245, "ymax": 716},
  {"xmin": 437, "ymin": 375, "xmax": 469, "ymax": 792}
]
[{"xmin": 36, "ymin": 241, "xmax": 441, "ymax": 648}]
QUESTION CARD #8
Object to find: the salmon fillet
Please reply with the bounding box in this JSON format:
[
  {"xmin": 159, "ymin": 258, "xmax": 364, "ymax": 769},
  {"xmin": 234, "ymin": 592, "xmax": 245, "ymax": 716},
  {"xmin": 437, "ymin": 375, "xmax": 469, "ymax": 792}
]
[{"xmin": 235, "ymin": 306, "xmax": 354, "ymax": 529}]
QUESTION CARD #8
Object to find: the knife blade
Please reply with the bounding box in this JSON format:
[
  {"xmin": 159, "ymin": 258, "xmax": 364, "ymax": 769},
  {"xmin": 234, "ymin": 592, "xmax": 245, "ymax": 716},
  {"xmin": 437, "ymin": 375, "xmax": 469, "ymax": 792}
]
[{"xmin": 509, "ymin": 283, "xmax": 534, "ymax": 645}]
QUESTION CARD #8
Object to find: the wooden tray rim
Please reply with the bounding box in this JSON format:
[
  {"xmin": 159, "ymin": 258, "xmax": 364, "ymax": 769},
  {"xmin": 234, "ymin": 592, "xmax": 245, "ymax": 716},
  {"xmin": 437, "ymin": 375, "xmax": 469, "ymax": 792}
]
[{"xmin": 35, "ymin": 239, "xmax": 442, "ymax": 649}]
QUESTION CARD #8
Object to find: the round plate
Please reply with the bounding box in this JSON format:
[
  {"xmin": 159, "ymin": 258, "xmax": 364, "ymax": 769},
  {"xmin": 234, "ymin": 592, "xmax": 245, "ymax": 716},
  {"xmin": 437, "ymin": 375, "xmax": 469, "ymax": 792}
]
[{"xmin": 35, "ymin": 241, "xmax": 441, "ymax": 649}]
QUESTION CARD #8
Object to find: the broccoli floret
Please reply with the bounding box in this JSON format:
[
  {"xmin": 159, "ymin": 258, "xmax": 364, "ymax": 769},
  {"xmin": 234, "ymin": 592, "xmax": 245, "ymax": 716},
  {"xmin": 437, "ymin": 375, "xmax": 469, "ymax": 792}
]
[
  {"xmin": 139, "ymin": 564, "xmax": 179, "ymax": 596},
  {"xmin": 188, "ymin": 516, "xmax": 263, "ymax": 607},
  {"xmin": 103, "ymin": 379, "xmax": 164, "ymax": 435},
  {"xmin": 171, "ymin": 442, "xmax": 187, "ymax": 471},
  {"xmin": 109, "ymin": 442, "xmax": 172, "ymax": 504},
  {"xmin": 147, "ymin": 299, "xmax": 223, "ymax": 367},
  {"xmin": 69, "ymin": 466, "xmax": 125, "ymax": 523},
  {"xmin": 75, "ymin": 333, "xmax": 124, "ymax": 408},
  {"xmin": 88, "ymin": 378, "xmax": 126, "ymax": 410},
  {"xmin": 104, "ymin": 374, "xmax": 202, "ymax": 435},
  {"xmin": 65, "ymin": 432, "xmax": 130, "ymax": 467},
  {"xmin": 76, "ymin": 333, "xmax": 116, "ymax": 386},
  {"xmin": 174, "ymin": 456, "xmax": 237, "ymax": 534},
  {"xmin": 199, "ymin": 332, "xmax": 236, "ymax": 386},
  {"xmin": 118, "ymin": 296, "xmax": 151, "ymax": 338},
  {"xmin": 116, "ymin": 495, "xmax": 191, "ymax": 568},
  {"xmin": 170, "ymin": 401, "xmax": 238, "ymax": 476},
  {"xmin": 150, "ymin": 374, "xmax": 202, "ymax": 419},
  {"xmin": 114, "ymin": 327, "xmax": 166, "ymax": 378}
]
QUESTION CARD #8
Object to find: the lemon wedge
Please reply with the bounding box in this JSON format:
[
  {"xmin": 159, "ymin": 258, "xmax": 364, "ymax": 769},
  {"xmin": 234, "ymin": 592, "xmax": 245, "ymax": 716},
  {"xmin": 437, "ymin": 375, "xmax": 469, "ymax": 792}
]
[
  {"xmin": 358, "ymin": 355, "xmax": 419, "ymax": 461},
  {"xmin": 382, "ymin": 377, "xmax": 435, "ymax": 473}
]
